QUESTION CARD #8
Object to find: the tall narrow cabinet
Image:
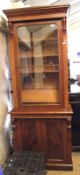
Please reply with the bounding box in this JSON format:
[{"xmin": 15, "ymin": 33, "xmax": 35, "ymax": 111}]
[{"xmin": 4, "ymin": 5, "xmax": 73, "ymax": 170}]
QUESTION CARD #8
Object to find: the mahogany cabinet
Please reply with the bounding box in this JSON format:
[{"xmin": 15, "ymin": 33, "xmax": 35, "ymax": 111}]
[{"xmin": 4, "ymin": 5, "xmax": 73, "ymax": 170}]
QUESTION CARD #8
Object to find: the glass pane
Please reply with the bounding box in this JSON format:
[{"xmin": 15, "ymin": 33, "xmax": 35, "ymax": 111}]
[{"xmin": 17, "ymin": 23, "xmax": 60, "ymax": 104}]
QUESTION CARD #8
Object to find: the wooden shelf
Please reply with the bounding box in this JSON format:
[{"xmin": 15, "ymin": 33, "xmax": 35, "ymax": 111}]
[
  {"xmin": 19, "ymin": 64, "xmax": 59, "ymax": 73},
  {"xmin": 22, "ymin": 79, "xmax": 59, "ymax": 89},
  {"xmin": 19, "ymin": 54, "xmax": 59, "ymax": 60},
  {"xmin": 19, "ymin": 38, "xmax": 57, "ymax": 51}
]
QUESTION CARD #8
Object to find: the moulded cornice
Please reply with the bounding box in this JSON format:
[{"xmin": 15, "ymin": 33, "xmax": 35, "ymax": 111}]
[{"xmin": 3, "ymin": 5, "xmax": 69, "ymax": 22}]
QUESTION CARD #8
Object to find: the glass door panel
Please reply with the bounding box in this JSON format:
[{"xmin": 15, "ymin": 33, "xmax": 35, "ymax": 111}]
[{"xmin": 17, "ymin": 23, "xmax": 60, "ymax": 104}]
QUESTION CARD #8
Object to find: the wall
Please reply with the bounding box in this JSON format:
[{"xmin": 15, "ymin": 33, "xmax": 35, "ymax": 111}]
[
  {"xmin": 67, "ymin": 0, "xmax": 80, "ymax": 93},
  {"xmin": 0, "ymin": 30, "xmax": 11, "ymax": 166},
  {"xmin": 0, "ymin": 0, "xmax": 14, "ymax": 166}
]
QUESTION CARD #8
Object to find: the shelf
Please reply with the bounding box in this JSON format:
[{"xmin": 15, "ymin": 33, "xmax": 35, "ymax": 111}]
[
  {"xmin": 33, "ymin": 38, "xmax": 58, "ymax": 45},
  {"xmin": 19, "ymin": 65, "xmax": 59, "ymax": 73},
  {"xmin": 19, "ymin": 51, "xmax": 59, "ymax": 57},
  {"xmin": 22, "ymin": 80, "xmax": 59, "ymax": 89},
  {"xmin": 20, "ymin": 71, "xmax": 59, "ymax": 94},
  {"xmin": 19, "ymin": 54, "xmax": 59, "ymax": 61},
  {"xmin": 18, "ymin": 37, "xmax": 58, "ymax": 51}
]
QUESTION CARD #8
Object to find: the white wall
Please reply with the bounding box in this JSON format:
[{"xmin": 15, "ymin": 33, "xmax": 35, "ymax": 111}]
[
  {"xmin": 0, "ymin": 31, "xmax": 11, "ymax": 166},
  {"xmin": 0, "ymin": 0, "xmax": 11, "ymax": 10},
  {"xmin": 0, "ymin": 0, "xmax": 12, "ymax": 167},
  {"xmin": 67, "ymin": 0, "xmax": 80, "ymax": 93}
]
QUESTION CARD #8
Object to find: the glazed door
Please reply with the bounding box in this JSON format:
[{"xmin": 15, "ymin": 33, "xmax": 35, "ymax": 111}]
[{"xmin": 16, "ymin": 21, "xmax": 63, "ymax": 105}]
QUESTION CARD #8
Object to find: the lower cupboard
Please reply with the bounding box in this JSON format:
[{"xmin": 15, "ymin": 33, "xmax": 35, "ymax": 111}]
[{"xmin": 11, "ymin": 116, "xmax": 72, "ymax": 170}]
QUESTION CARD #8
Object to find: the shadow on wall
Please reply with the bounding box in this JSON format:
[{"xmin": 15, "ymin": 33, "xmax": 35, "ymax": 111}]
[{"xmin": 0, "ymin": 32, "xmax": 12, "ymax": 166}]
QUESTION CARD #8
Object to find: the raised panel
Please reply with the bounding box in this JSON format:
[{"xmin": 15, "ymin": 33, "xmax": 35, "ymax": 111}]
[
  {"xmin": 13, "ymin": 119, "xmax": 38, "ymax": 151},
  {"xmin": 45, "ymin": 119, "xmax": 67, "ymax": 162}
]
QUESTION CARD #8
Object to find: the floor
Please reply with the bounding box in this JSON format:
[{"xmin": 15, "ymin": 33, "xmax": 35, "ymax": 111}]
[{"xmin": 47, "ymin": 152, "xmax": 80, "ymax": 175}]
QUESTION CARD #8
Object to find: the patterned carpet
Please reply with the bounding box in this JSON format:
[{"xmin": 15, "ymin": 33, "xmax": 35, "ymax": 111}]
[{"xmin": 47, "ymin": 152, "xmax": 80, "ymax": 175}]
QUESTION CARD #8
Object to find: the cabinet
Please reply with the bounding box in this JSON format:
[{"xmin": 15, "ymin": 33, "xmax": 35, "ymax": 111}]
[
  {"xmin": 69, "ymin": 59, "xmax": 80, "ymax": 149},
  {"xmin": 4, "ymin": 5, "xmax": 73, "ymax": 170},
  {"xmin": 69, "ymin": 93, "xmax": 80, "ymax": 150}
]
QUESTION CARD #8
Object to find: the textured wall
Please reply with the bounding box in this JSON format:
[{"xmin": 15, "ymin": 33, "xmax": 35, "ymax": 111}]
[{"xmin": 0, "ymin": 32, "xmax": 11, "ymax": 166}]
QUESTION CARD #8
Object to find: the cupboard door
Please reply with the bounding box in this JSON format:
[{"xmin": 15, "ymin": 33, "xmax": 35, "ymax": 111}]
[
  {"xmin": 12, "ymin": 118, "xmax": 40, "ymax": 152},
  {"xmin": 45, "ymin": 119, "xmax": 71, "ymax": 164},
  {"xmin": 11, "ymin": 117, "xmax": 72, "ymax": 169}
]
